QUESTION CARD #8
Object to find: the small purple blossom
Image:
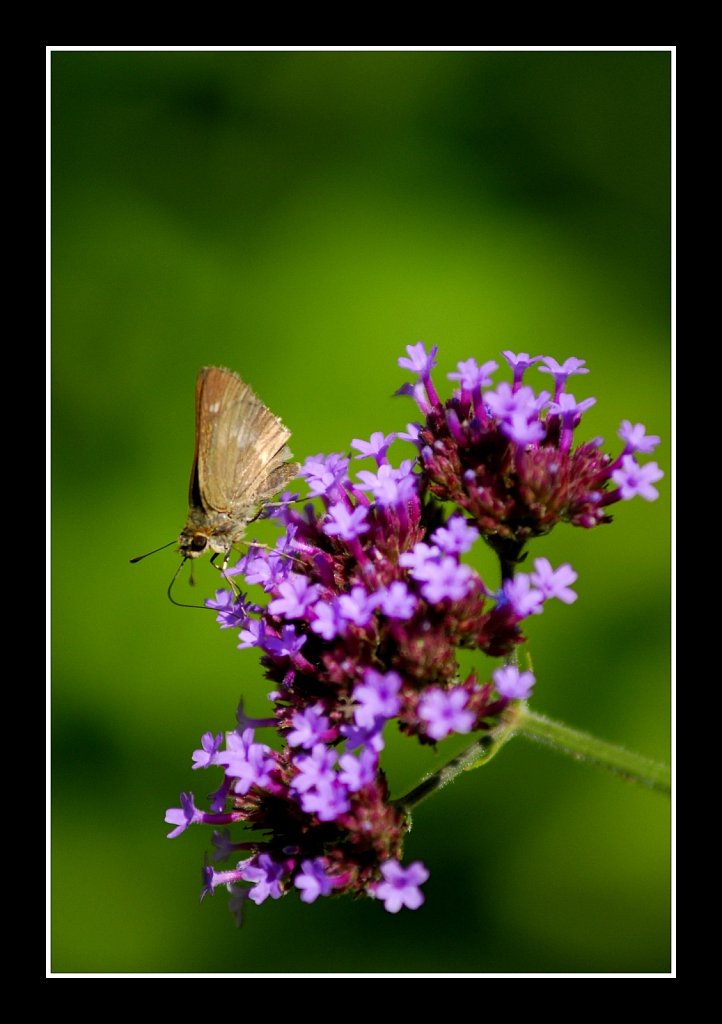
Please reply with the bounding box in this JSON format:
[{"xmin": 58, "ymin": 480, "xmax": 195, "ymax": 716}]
[
  {"xmin": 218, "ymin": 728, "xmax": 276, "ymax": 795},
  {"xmin": 262, "ymin": 624, "xmax": 307, "ymax": 658},
  {"xmin": 338, "ymin": 586, "xmax": 379, "ymax": 627},
  {"xmin": 418, "ymin": 686, "xmax": 475, "ymax": 740},
  {"xmin": 353, "ymin": 669, "xmax": 402, "ymax": 728},
  {"xmin": 530, "ymin": 558, "xmax": 578, "ymax": 604},
  {"xmin": 237, "ymin": 618, "xmax": 264, "ymax": 650},
  {"xmin": 538, "ymin": 356, "xmax": 589, "ymax": 396},
  {"xmin": 356, "ymin": 462, "xmax": 417, "ymax": 506},
  {"xmin": 300, "ymin": 453, "xmax": 350, "ymax": 497},
  {"xmin": 299, "ymin": 779, "xmax": 351, "ymax": 821},
  {"xmin": 339, "ymin": 720, "xmax": 386, "ymax": 753},
  {"xmin": 290, "ymin": 743, "xmax": 339, "ymax": 794},
  {"xmin": 431, "ymin": 516, "xmax": 480, "ymax": 555},
  {"xmin": 287, "ymin": 705, "xmax": 331, "ymax": 749},
  {"xmin": 398, "ymin": 422, "xmax": 421, "ymax": 443},
  {"xmin": 238, "ymin": 854, "xmax": 287, "ymax": 905},
  {"xmin": 192, "ymin": 732, "xmax": 224, "ymax": 770},
  {"xmin": 399, "ymin": 541, "xmax": 441, "ymax": 575},
  {"xmin": 294, "ymin": 859, "xmax": 334, "ymax": 904},
  {"xmin": 611, "ymin": 455, "xmax": 664, "ymax": 501},
  {"xmin": 618, "ymin": 421, "xmax": 661, "ymax": 454},
  {"xmin": 398, "ymin": 341, "xmax": 438, "ymax": 378},
  {"xmin": 268, "ymin": 574, "xmax": 321, "ymax": 619},
  {"xmin": 485, "ymin": 382, "xmax": 538, "ymax": 421},
  {"xmin": 351, "ymin": 431, "xmax": 396, "ymax": 462},
  {"xmin": 374, "ymin": 860, "xmax": 429, "ymax": 914},
  {"xmin": 309, "ymin": 599, "xmax": 344, "ymax": 640},
  {"xmin": 166, "ymin": 792, "xmax": 203, "ymax": 838},
  {"xmin": 240, "ymin": 551, "xmax": 289, "ymax": 591},
  {"xmin": 323, "ymin": 502, "xmax": 370, "ymax": 541},
  {"xmin": 377, "ymin": 580, "xmax": 417, "ymax": 619},
  {"xmin": 502, "ymin": 574, "xmax": 545, "ymax": 617},
  {"xmin": 211, "ymin": 828, "xmax": 239, "ymax": 862},
  {"xmin": 448, "ymin": 358, "xmax": 498, "ymax": 391},
  {"xmin": 201, "ymin": 860, "xmax": 244, "ymax": 899},
  {"xmin": 502, "ymin": 350, "xmax": 542, "ymax": 384},
  {"xmin": 501, "ymin": 412, "xmax": 546, "ymax": 446},
  {"xmin": 205, "ymin": 589, "xmax": 249, "ymax": 629},
  {"xmin": 338, "ymin": 746, "xmax": 378, "ymax": 792},
  {"xmin": 417, "ymin": 557, "xmax": 475, "ymax": 604},
  {"xmin": 493, "ymin": 665, "xmax": 536, "ymax": 700},
  {"xmin": 549, "ymin": 392, "xmax": 597, "ymax": 419}
]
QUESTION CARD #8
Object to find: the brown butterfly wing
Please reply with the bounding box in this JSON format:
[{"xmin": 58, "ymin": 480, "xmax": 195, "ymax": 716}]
[{"xmin": 192, "ymin": 367, "xmax": 296, "ymax": 516}]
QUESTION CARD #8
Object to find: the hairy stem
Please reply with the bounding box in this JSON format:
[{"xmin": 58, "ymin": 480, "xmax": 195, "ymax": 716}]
[{"xmin": 396, "ymin": 702, "xmax": 670, "ymax": 810}]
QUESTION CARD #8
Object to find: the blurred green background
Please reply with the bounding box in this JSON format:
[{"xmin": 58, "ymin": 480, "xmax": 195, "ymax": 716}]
[{"xmin": 51, "ymin": 49, "xmax": 671, "ymax": 975}]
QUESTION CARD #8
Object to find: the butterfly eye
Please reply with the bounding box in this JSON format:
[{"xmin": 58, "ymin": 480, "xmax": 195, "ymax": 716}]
[{"xmin": 190, "ymin": 535, "xmax": 208, "ymax": 553}]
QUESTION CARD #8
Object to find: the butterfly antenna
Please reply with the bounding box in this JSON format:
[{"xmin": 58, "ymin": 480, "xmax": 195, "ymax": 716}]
[
  {"xmin": 166, "ymin": 558, "xmax": 211, "ymax": 610},
  {"xmin": 130, "ymin": 540, "xmax": 177, "ymax": 564}
]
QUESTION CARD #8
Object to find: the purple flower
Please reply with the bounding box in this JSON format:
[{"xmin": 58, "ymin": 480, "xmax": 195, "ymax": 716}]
[
  {"xmin": 262, "ymin": 624, "xmax": 307, "ymax": 658},
  {"xmin": 418, "ymin": 686, "xmax": 475, "ymax": 740},
  {"xmin": 398, "ymin": 341, "xmax": 438, "ymax": 378},
  {"xmin": 218, "ymin": 728, "xmax": 276, "ymax": 795},
  {"xmin": 399, "ymin": 541, "xmax": 441, "ymax": 575},
  {"xmin": 205, "ymin": 589, "xmax": 249, "ymax": 629},
  {"xmin": 294, "ymin": 858, "xmax": 334, "ymax": 904},
  {"xmin": 201, "ymin": 860, "xmax": 243, "ymax": 899},
  {"xmin": 338, "ymin": 746, "xmax": 378, "ymax": 792},
  {"xmin": 309, "ymin": 599, "xmax": 345, "ymax": 640},
  {"xmin": 530, "ymin": 558, "xmax": 578, "ymax": 604},
  {"xmin": 192, "ymin": 732, "xmax": 224, "ymax": 770},
  {"xmin": 493, "ymin": 665, "xmax": 536, "ymax": 700},
  {"xmin": 339, "ymin": 720, "xmax": 386, "ymax": 753},
  {"xmin": 398, "ymin": 422, "xmax": 421, "ymax": 443},
  {"xmin": 210, "ymin": 828, "xmax": 238, "ymax": 862},
  {"xmin": 240, "ymin": 551, "xmax": 289, "ymax": 591},
  {"xmin": 287, "ymin": 705, "xmax": 331, "ymax": 749},
  {"xmin": 237, "ymin": 618, "xmax": 264, "ymax": 649},
  {"xmin": 299, "ymin": 779, "xmax": 351, "ymax": 821},
  {"xmin": 611, "ymin": 455, "xmax": 664, "ymax": 501},
  {"xmin": 377, "ymin": 580, "xmax": 417, "ymax": 619},
  {"xmin": 323, "ymin": 502, "xmax": 370, "ymax": 541},
  {"xmin": 351, "ymin": 431, "xmax": 396, "ymax": 462},
  {"xmin": 238, "ymin": 854, "xmax": 287, "ymax": 905},
  {"xmin": 353, "ymin": 669, "xmax": 402, "ymax": 728},
  {"xmin": 417, "ymin": 557, "xmax": 475, "ymax": 604},
  {"xmin": 549, "ymin": 392, "xmax": 597, "ymax": 419},
  {"xmin": 502, "ymin": 350, "xmax": 542, "ymax": 384},
  {"xmin": 448, "ymin": 358, "xmax": 498, "ymax": 391},
  {"xmin": 374, "ymin": 860, "xmax": 429, "ymax": 914},
  {"xmin": 431, "ymin": 516, "xmax": 480, "ymax": 555},
  {"xmin": 485, "ymin": 382, "xmax": 537, "ymax": 421},
  {"xmin": 538, "ymin": 356, "xmax": 589, "ymax": 396},
  {"xmin": 166, "ymin": 792, "xmax": 203, "ymax": 838},
  {"xmin": 290, "ymin": 744, "xmax": 339, "ymax": 794},
  {"xmin": 268, "ymin": 574, "xmax": 321, "ymax": 619},
  {"xmin": 300, "ymin": 453, "xmax": 350, "ymax": 497},
  {"xmin": 618, "ymin": 420, "xmax": 660, "ymax": 454},
  {"xmin": 356, "ymin": 462, "xmax": 417, "ymax": 506},
  {"xmin": 338, "ymin": 586, "xmax": 379, "ymax": 627},
  {"xmin": 501, "ymin": 574, "xmax": 544, "ymax": 617},
  {"xmin": 500, "ymin": 412, "xmax": 546, "ymax": 446}
]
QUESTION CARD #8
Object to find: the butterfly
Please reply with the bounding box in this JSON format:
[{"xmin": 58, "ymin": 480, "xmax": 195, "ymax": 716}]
[{"xmin": 177, "ymin": 366, "xmax": 299, "ymax": 564}]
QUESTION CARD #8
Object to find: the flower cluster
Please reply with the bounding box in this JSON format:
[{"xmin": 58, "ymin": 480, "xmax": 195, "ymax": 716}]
[{"xmin": 166, "ymin": 344, "xmax": 662, "ymax": 923}]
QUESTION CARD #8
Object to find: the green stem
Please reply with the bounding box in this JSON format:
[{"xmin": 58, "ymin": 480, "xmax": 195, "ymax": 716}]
[
  {"xmin": 515, "ymin": 707, "xmax": 671, "ymax": 794},
  {"xmin": 396, "ymin": 703, "xmax": 670, "ymax": 810},
  {"xmin": 395, "ymin": 704, "xmax": 522, "ymax": 811}
]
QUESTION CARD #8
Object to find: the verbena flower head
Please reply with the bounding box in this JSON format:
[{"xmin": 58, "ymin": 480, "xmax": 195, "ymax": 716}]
[{"xmin": 167, "ymin": 341, "xmax": 663, "ymax": 924}]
